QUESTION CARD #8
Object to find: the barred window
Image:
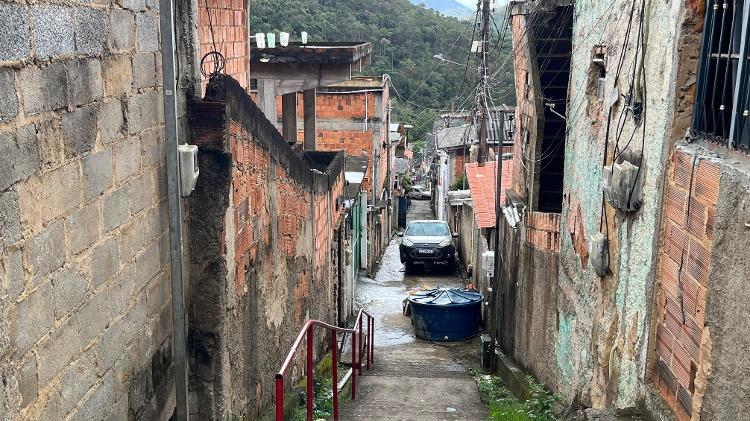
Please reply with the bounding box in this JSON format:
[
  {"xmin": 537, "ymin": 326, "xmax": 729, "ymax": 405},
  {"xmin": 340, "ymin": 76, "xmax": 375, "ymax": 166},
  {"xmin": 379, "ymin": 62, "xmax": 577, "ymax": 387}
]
[{"xmin": 692, "ymin": 0, "xmax": 750, "ymax": 151}]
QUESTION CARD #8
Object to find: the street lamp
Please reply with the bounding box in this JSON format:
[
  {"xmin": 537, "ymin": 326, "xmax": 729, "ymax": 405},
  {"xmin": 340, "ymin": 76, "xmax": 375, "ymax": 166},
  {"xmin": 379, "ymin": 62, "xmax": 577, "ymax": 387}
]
[{"xmin": 432, "ymin": 54, "xmax": 467, "ymax": 67}]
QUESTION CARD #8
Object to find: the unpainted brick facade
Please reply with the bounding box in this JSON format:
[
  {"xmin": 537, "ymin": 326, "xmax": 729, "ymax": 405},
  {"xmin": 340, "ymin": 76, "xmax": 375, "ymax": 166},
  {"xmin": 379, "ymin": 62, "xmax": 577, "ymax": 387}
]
[
  {"xmin": 197, "ymin": 0, "xmax": 249, "ymax": 93},
  {"xmin": 0, "ymin": 1, "xmax": 174, "ymax": 420},
  {"xmin": 187, "ymin": 76, "xmax": 345, "ymax": 419}
]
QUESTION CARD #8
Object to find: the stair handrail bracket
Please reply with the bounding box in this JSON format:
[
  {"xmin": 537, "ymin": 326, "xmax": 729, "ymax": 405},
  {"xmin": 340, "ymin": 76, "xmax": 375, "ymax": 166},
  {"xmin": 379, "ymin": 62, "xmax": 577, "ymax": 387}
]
[{"xmin": 275, "ymin": 309, "xmax": 375, "ymax": 421}]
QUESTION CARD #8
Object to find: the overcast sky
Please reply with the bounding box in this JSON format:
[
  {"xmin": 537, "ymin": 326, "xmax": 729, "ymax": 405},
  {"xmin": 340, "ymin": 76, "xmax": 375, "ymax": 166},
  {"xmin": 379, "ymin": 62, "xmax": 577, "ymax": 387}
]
[{"xmin": 455, "ymin": 0, "xmax": 507, "ymax": 9}]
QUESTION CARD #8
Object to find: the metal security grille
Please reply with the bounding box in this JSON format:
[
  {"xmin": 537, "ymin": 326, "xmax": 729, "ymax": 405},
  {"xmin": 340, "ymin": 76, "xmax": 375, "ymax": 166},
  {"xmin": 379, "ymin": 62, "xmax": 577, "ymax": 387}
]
[{"xmin": 693, "ymin": 0, "xmax": 750, "ymax": 151}]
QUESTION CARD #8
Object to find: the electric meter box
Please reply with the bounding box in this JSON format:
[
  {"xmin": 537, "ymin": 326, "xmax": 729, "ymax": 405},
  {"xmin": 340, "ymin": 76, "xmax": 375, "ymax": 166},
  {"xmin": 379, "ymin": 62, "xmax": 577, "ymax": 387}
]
[
  {"xmin": 482, "ymin": 251, "xmax": 495, "ymax": 278},
  {"xmin": 602, "ymin": 160, "xmax": 643, "ymax": 213},
  {"xmin": 178, "ymin": 144, "xmax": 199, "ymax": 197}
]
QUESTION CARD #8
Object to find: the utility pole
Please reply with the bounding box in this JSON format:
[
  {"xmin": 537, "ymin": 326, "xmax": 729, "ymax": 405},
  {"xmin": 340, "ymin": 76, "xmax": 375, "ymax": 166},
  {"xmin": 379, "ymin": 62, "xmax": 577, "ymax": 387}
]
[{"xmin": 477, "ymin": 0, "xmax": 491, "ymax": 165}]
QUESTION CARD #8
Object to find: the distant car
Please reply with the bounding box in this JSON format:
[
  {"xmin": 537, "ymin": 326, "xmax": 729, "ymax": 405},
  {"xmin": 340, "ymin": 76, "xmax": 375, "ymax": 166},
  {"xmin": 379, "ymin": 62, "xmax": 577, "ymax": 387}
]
[
  {"xmin": 398, "ymin": 220, "xmax": 457, "ymax": 273},
  {"xmin": 408, "ymin": 186, "xmax": 431, "ymax": 200}
]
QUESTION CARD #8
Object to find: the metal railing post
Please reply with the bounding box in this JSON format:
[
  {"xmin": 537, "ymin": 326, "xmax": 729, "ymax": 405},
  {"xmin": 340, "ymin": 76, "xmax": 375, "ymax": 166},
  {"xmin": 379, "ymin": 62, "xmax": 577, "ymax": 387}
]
[
  {"xmin": 275, "ymin": 375, "xmax": 284, "ymax": 421},
  {"xmin": 306, "ymin": 329, "xmax": 314, "ymax": 421},
  {"xmin": 331, "ymin": 332, "xmax": 339, "ymax": 420},
  {"xmin": 351, "ymin": 330, "xmax": 357, "ymax": 400},
  {"xmin": 369, "ymin": 317, "xmax": 374, "ymax": 368},
  {"xmin": 357, "ymin": 318, "xmax": 365, "ymax": 376}
]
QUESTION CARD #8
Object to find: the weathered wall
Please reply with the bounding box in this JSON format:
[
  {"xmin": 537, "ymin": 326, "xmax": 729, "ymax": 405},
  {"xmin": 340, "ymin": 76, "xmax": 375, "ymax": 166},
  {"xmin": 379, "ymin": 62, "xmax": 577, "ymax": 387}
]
[
  {"xmin": 556, "ymin": 0, "xmax": 690, "ymax": 409},
  {"xmin": 699, "ymin": 153, "xmax": 750, "ymax": 420},
  {"xmin": 0, "ymin": 1, "xmax": 176, "ymax": 419},
  {"xmin": 187, "ymin": 76, "xmax": 344, "ymax": 419}
]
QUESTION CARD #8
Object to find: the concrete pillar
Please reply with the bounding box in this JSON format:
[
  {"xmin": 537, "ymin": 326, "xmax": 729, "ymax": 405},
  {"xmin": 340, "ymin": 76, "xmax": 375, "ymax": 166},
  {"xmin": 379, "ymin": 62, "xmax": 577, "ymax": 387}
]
[
  {"xmin": 258, "ymin": 79, "xmax": 277, "ymax": 126},
  {"xmin": 282, "ymin": 92, "xmax": 297, "ymax": 144},
  {"xmin": 303, "ymin": 89, "xmax": 316, "ymax": 151}
]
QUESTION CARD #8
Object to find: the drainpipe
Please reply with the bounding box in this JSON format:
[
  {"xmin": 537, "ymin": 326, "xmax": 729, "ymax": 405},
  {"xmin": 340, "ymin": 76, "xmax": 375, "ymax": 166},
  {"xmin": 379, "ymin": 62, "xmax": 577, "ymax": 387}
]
[{"xmin": 158, "ymin": 0, "xmax": 189, "ymax": 419}]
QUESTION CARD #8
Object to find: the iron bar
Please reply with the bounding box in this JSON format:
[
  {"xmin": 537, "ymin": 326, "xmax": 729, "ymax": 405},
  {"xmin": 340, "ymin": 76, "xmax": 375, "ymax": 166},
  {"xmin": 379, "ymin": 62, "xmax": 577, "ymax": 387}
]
[{"xmin": 332, "ymin": 333, "xmax": 339, "ymax": 420}]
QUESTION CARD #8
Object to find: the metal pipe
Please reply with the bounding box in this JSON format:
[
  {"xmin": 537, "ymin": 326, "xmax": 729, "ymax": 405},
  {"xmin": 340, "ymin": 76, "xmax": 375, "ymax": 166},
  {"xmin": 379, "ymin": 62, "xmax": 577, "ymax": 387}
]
[
  {"xmin": 275, "ymin": 376, "xmax": 284, "ymax": 421},
  {"xmin": 351, "ymin": 330, "xmax": 357, "ymax": 400},
  {"xmin": 306, "ymin": 330, "xmax": 314, "ymax": 421},
  {"xmin": 332, "ymin": 333, "xmax": 339, "ymax": 420},
  {"xmin": 357, "ymin": 319, "xmax": 365, "ymax": 376},
  {"xmin": 158, "ymin": 0, "xmax": 189, "ymax": 419}
]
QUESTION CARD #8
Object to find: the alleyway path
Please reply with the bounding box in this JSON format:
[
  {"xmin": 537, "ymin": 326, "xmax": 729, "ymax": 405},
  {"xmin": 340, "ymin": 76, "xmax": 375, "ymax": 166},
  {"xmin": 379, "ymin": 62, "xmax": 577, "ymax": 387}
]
[{"xmin": 340, "ymin": 201, "xmax": 489, "ymax": 420}]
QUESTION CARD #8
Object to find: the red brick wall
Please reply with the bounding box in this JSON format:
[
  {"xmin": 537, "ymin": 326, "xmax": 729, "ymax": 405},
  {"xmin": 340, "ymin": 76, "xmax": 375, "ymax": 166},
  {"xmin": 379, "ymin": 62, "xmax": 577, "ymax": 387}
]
[
  {"xmin": 653, "ymin": 149, "xmax": 720, "ymax": 420},
  {"xmin": 526, "ymin": 212, "xmax": 561, "ymax": 253},
  {"xmin": 198, "ymin": 0, "xmax": 249, "ymax": 93},
  {"xmin": 228, "ymin": 121, "xmax": 312, "ymax": 293}
]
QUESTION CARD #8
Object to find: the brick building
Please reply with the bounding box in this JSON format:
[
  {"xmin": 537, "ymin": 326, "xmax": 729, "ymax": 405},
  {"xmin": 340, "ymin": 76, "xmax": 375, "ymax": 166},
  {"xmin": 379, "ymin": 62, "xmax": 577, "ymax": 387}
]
[
  {"xmin": 489, "ymin": 1, "xmax": 750, "ymax": 420},
  {"xmin": 0, "ymin": 1, "xmax": 369, "ymax": 420}
]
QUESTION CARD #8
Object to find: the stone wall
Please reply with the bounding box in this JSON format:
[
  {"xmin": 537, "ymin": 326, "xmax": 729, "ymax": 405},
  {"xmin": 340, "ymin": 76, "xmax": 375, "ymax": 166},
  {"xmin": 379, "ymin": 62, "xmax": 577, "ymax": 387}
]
[
  {"xmin": 0, "ymin": 1, "xmax": 176, "ymax": 420},
  {"xmin": 186, "ymin": 76, "xmax": 344, "ymax": 419}
]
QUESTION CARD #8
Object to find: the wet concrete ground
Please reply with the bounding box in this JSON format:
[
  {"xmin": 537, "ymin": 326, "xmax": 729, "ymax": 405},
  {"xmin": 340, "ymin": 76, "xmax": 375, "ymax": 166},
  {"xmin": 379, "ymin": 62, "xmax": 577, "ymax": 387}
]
[{"xmin": 340, "ymin": 201, "xmax": 488, "ymax": 420}]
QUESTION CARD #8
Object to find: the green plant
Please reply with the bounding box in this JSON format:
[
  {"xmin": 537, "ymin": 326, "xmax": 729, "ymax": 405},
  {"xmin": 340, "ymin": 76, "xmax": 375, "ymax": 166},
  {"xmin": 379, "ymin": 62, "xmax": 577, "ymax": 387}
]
[
  {"xmin": 471, "ymin": 370, "xmax": 560, "ymax": 421},
  {"xmin": 401, "ymin": 174, "xmax": 414, "ymax": 193},
  {"xmin": 450, "ymin": 174, "xmax": 468, "ymax": 191}
]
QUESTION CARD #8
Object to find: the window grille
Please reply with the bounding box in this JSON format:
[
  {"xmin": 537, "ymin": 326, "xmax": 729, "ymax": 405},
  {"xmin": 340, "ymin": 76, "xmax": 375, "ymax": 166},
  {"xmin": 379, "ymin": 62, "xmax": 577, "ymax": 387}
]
[{"xmin": 692, "ymin": 0, "xmax": 750, "ymax": 151}]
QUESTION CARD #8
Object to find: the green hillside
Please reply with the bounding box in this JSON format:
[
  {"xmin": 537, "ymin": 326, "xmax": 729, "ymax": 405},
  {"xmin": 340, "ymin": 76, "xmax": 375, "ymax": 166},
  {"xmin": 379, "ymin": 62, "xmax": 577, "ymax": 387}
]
[{"xmin": 249, "ymin": 0, "xmax": 515, "ymax": 142}]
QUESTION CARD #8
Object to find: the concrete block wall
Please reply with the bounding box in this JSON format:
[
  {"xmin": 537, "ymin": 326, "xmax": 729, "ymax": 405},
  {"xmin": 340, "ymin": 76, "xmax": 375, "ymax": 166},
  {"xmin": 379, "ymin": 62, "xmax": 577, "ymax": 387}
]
[
  {"xmin": 198, "ymin": 0, "xmax": 248, "ymax": 93},
  {"xmin": 0, "ymin": 1, "xmax": 173, "ymax": 420}
]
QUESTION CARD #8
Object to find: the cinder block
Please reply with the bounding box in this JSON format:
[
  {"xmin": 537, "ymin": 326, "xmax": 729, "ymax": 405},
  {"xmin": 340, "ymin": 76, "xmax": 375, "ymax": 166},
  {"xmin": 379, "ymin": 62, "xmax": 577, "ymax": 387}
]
[
  {"xmin": 31, "ymin": 5, "xmax": 74, "ymax": 58},
  {"xmin": 14, "ymin": 281, "xmax": 55, "ymax": 355},
  {"xmin": 62, "ymin": 106, "xmax": 98, "ymax": 159},
  {"xmin": 132, "ymin": 52, "xmax": 156, "ymax": 89},
  {"xmin": 119, "ymin": 0, "xmax": 148, "ymax": 12},
  {"xmin": 0, "ymin": 189, "xmax": 22, "ymax": 246},
  {"xmin": 113, "ymin": 138, "xmax": 142, "ymax": 182},
  {"xmin": 0, "ymin": 125, "xmax": 40, "ymax": 191},
  {"xmin": 52, "ymin": 264, "xmax": 87, "ymax": 319},
  {"xmin": 68, "ymin": 59, "xmax": 103, "ymax": 106},
  {"xmin": 100, "ymin": 99, "xmax": 126, "ymax": 144},
  {"xmin": 65, "ymin": 202, "xmax": 100, "ymax": 256},
  {"xmin": 36, "ymin": 117, "xmax": 65, "ymax": 170},
  {"xmin": 77, "ymin": 290, "xmax": 112, "ymax": 349},
  {"xmin": 103, "ymin": 55, "xmax": 133, "ymax": 97},
  {"xmin": 19, "ymin": 354, "xmax": 37, "ymax": 409},
  {"xmin": 67, "ymin": 367, "xmax": 116, "ymax": 421},
  {"xmin": 90, "ymin": 238, "xmax": 120, "ymax": 289},
  {"xmin": 134, "ymin": 240, "xmax": 161, "ymax": 292},
  {"xmin": 19, "ymin": 63, "xmax": 68, "ymax": 114},
  {"xmin": 136, "ymin": 13, "xmax": 159, "ymax": 52},
  {"xmin": 95, "ymin": 314, "xmax": 140, "ymax": 373},
  {"xmin": 139, "ymin": 128, "xmax": 163, "ymax": 167},
  {"xmin": 26, "ymin": 221, "xmax": 65, "ymax": 285},
  {"xmin": 83, "ymin": 148, "xmax": 113, "ymax": 202},
  {"xmin": 74, "ymin": 7, "xmax": 107, "ymax": 55},
  {"xmin": 57, "ymin": 353, "xmax": 97, "ymax": 416},
  {"xmin": 0, "ymin": 3, "xmax": 31, "ymax": 62},
  {"xmin": 103, "ymin": 185, "xmax": 130, "ymax": 232},
  {"xmin": 108, "ymin": 9, "xmax": 135, "ymax": 53},
  {"xmin": 1, "ymin": 248, "xmax": 24, "ymax": 302},
  {"xmin": 119, "ymin": 218, "xmax": 148, "ymax": 262},
  {"xmin": 108, "ymin": 265, "xmax": 133, "ymax": 318},
  {"xmin": 40, "ymin": 162, "xmax": 82, "ymax": 222},
  {"xmin": 127, "ymin": 91, "xmax": 160, "ymax": 134},
  {"xmin": 0, "ymin": 68, "xmax": 19, "ymax": 123},
  {"xmin": 129, "ymin": 172, "xmax": 153, "ymax": 214},
  {"xmin": 37, "ymin": 318, "xmax": 81, "ymax": 387}
]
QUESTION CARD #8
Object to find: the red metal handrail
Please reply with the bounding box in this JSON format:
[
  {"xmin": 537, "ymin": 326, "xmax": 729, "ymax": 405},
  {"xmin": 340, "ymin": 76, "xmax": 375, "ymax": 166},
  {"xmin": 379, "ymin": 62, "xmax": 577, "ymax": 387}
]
[{"xmin": 275, "ymin": 309, "xmax": 374, "ymax": 421}]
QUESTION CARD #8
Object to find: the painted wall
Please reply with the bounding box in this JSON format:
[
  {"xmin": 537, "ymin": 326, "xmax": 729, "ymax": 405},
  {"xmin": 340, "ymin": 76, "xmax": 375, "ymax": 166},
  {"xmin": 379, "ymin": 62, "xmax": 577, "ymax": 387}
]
[{"xmin": 556, "ymin": 0, "xmax": 688, "ymax": 409}]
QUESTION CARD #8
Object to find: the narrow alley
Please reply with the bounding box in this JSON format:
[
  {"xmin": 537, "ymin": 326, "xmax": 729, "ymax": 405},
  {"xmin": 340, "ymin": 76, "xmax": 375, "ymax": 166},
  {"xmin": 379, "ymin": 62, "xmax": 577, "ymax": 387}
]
[{"xmin": 340, "ymin": 200, "xmax": 489, "ymax": 420}]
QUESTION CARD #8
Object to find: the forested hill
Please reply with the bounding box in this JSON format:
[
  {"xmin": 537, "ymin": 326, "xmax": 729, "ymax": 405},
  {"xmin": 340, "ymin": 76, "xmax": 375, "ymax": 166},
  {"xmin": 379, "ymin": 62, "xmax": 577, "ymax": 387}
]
[{"xmin": 249, "ymin": 0, "xmax": 515, "ymax": 142}]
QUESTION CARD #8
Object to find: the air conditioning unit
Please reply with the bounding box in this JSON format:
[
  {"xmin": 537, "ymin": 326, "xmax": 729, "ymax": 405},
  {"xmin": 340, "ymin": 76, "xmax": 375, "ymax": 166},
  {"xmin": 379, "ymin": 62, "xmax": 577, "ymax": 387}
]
[{"xmin": 602, "ymin": 160, "xmax": 643, "ymax": 212}]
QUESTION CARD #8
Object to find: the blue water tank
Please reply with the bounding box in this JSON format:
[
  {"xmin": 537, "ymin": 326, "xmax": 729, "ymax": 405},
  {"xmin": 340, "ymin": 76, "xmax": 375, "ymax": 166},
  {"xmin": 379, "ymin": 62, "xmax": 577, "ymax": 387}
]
[{"xmin": 408, "ymin": 288, "xmax": 483, "ymax": 341}]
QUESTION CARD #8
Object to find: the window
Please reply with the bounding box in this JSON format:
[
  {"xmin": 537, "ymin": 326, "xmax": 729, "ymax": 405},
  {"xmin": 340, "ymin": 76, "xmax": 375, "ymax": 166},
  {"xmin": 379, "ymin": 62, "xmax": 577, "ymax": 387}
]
[{"xmin": 693, "ymin": 0, "xmax": 750, "ymax": 151}]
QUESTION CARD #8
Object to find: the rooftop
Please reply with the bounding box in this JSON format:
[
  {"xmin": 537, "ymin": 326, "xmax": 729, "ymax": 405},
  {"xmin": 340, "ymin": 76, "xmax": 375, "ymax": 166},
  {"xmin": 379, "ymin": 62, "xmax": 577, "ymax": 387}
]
[
  {"xmin": 437, "ymin": 125, "xmax": 476, "ymax": 149},
  {"xmin": 324, "ymin": 76, "xmax": 386, "ymax": 89},
  {"xmin": 465, "ymin": 159, "xmax": 514, "ymax": 229},
  {"xmin": 250, "ymin": 42, "xmax": 373, "ymax": 65}
]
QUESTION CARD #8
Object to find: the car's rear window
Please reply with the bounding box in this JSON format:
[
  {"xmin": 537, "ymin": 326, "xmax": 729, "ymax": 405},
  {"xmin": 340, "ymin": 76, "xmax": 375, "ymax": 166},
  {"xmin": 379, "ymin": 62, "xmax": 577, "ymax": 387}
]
[{"xmin": 406, "ymin": 222, "xmax": 450, "ymax": 236}]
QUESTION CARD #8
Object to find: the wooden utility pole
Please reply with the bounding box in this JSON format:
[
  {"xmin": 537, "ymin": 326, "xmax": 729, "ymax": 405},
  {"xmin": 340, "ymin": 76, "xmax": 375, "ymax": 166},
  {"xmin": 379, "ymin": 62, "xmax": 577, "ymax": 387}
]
[{"xmin": 477, "ymin": 0, "xmax": 491, "ymax": 165}]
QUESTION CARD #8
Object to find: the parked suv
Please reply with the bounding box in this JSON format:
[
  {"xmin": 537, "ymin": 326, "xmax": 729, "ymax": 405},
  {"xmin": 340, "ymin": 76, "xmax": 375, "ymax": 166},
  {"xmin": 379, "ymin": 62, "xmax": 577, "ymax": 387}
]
[{"xmin": 399, "ymin": 220, "xmax": 456, "ymax": 273}]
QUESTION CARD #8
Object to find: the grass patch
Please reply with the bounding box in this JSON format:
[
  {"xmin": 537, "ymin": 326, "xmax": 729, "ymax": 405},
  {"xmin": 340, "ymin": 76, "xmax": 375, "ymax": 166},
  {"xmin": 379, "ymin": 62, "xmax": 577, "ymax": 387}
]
[
  {"xmin": 290, "ymin": 361, "xmax": 351, "ymax": 421},
  {"xmin": 470, "ymin": 369, "xmax": 560, "ymax": 421}
]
